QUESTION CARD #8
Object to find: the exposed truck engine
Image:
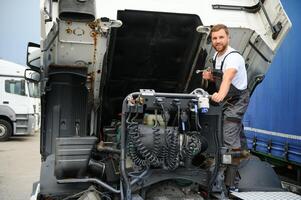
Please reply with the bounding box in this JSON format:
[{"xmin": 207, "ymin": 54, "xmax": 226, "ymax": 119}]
[{"xmin": 27, "ymin": 0, "xmax": 299, "ymax": 199}]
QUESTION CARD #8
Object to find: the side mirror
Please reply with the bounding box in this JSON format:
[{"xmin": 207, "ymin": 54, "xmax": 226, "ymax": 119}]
[
  {"xmin": 26, "ymin": 42, "xmax": 41, "ymax": 71},
  {"xmin": 25, "ymin": 69, "xmax": 41, "ymax": 82}
]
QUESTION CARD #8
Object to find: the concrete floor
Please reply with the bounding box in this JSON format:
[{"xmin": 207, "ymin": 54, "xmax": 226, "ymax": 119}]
[{"xmin": 0, "ymin": 133, "xmax": 40, "ymax": 200}]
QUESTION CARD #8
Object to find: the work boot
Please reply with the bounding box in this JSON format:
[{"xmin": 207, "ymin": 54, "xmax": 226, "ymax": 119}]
[
  {"xmin": 225, "ymin": 153, "xmax": 241, "ymax": 190},
  {"xmin": 224, "ymin": 164, "xmax": 240, "ymax": 192}
]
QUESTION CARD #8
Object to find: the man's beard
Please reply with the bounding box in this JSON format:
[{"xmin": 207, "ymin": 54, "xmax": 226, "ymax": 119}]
[{"xmin": 214, "ymin": 43, "xmax": 228, "ymax": 53}]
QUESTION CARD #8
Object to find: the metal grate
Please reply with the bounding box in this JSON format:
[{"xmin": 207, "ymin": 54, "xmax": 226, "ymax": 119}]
[{"xmin": 231, "ymin": 191, "xmax": 301, "ymax": 200}]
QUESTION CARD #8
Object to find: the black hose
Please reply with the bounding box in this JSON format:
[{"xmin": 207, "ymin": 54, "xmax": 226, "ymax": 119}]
[
  {"xmin": 166, "ymin": 128, "xmax": 179, "ymax": 170},
  {"xmin": 194, "ymin": 104, "xmax": 202, "ymax": 131},
  {"xmin": 152, "ymin": 127, "xmax": 161, "ymax": 156},
  {"xmin": 127, "ymin": 123, "xmax": 148, "ymax": 167},
  {"xmin": 152, "ymin": 110, "xmax": 161, "ymax": 157},
  {"xmin": 131, "ymin": 127, "xmax": 160, "ymax": 167}
]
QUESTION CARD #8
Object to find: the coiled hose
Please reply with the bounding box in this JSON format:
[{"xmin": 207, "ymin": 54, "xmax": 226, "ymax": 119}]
[
  {"xmin": 166, "ymin": 128, "xmax": 179, "ymax": 170},
  {"xmin": 128, "ymin": 123, "xmax": 160, "ymax": 167},
  {"xmin": 152, "ymin": 110, "xmax": 162, "ymax": 157},
  {"xmin": 127, "ymin": 122, "xmax": 147, "ymax": 167},
  {"xmin": 152, "ymin": 126, "xmax": 161, "ymax": 156}
]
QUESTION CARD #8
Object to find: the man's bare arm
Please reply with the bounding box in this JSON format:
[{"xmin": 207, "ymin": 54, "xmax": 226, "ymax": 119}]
[{"xmin": 211, "ymin": 68, "xmax": 237, "ymax": 102}]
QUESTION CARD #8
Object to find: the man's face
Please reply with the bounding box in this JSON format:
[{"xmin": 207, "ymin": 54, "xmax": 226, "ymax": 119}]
[{"xmin": 211, "ymin": 29, "xmax": 229, "ymax": 53}]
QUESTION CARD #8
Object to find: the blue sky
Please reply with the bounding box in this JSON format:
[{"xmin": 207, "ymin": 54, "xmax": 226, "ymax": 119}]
[{"xmin": 0, "ymin": 0, "xmax": 40, "ymax": 65}]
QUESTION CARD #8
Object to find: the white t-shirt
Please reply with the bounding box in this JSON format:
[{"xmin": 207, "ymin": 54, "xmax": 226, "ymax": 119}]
[{"xmin": 214, "ymin": 46, "xmax": 247, "ymax": 90}]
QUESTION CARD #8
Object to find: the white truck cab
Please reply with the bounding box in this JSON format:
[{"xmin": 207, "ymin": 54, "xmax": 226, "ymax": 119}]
[{"xmin": 0, "ymin": 59, "xmax": 40, "ymax": 141}]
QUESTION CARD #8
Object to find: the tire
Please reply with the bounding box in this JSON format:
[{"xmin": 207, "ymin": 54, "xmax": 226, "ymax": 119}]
[{"xmin": 0, "ymin": 119, "xmax": 12, "ymax": 141}]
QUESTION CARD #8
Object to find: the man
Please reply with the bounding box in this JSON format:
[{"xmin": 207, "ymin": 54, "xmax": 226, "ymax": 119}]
[
  {"xmin": 202, "ymin": 24, "xmax": 250, "ymax": 189},
  {"xmin": 203, "ymin": 23, "xmax": 249, "ymax": 151}
]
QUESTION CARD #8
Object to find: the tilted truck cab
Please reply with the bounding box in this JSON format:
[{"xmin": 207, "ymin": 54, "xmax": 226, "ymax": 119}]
[{"xmin": 29, "ymin": 0, "xmax": 299, "ymax": 199}]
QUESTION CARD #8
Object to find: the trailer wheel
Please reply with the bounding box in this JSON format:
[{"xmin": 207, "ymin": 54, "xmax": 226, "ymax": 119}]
[{"xmin": 0, "ymin": 119, "xmax": 12, "ymax": 141}]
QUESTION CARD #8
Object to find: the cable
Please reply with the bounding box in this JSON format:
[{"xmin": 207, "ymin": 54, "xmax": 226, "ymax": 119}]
[
  {"xmin": 127, "ymin": 122, "xmax": 147, "ymax": 167},
  {"xmin": 128, "ymin": 122, "xmax": 160, "ymax": 167},
  {"xmin": 129, "ymin": 168, "xmax": 149, "ymax": 186},
  {"xmin": 194, "ymin": 104, "xmax": 202, "ymax": 131},
  {"xmin": 160, "ymin": 103, "xmax": 169, "ymax": 129},
  {"xmin": 166, "ymin": 128, "xmax": 179, "ymax": 170}
]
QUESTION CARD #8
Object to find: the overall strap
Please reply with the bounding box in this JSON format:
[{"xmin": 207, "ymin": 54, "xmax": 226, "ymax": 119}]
[
  {"xmin": 213, "ymin": 53, "xmax": 218, "ymax": 69},
  {"xmin": 213, "ymin": 51, "xmax": 240, "ymax": 70},
  {"xmin": 220, "ymin": 51, "xmax": 240, "ymax": 71}
]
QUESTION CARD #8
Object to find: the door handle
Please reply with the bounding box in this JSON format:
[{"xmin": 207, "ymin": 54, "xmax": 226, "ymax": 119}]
[{"xmin": 3, "ymin": 101, "xmax": 9, "ymax": 104}]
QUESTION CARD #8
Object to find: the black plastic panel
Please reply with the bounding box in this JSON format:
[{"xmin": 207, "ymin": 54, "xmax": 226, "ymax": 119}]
[
  {"xmin": 40, "ymin": 155, "xmax": 91, "ymax": 198},
  {"xmin": 41, "ymin": 67, "xmax": 89, "ymax": 158},
  {"xmin": 55, "ymin": 137, "xmax": 97, "ymax": 179}
]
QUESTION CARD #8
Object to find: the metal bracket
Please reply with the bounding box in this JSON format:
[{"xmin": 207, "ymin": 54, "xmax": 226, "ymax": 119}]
[
  {"xmin": 44, "ymin": 0, "xmax": 53, "ymax": 22},
  {"xmin": 140, "ymin": 89, "xmax": 155, "ymax": 96},
  {"xmin": 267, "ymin": 139, "xmax": 272, "ymax": 154},
  {"xmin": 212, "ymin": 0, "xmax": 263, "ymax": 13},
  {"xmin": 252, "ymin": 136, "xmax": 257, "ymax": 151}
]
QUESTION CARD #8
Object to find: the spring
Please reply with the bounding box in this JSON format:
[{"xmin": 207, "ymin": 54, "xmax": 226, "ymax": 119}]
[
  {"xmin": 127, "ymin": 122, "xmax": 147, "ymax": 167},
  {"xmin": 135, "ymin": 136, "xmax": 160, "ymax": 167},
  {"xmin": 129, "ymin": 124, "xmax": 160, "ymax": 167},
  {"xmin": 160, "ymin": 131, "xmax": 169, "ymax": 169},
  {"xmin": 152, "ymin": 127, "xmax": 161, "ymax": 156},
  {"xmin": 128, "ymin": 138, "xmax": 147, "ymax": 167},
  {"xmin": 166, "ymin": 128, "xmax": 179, "ymax": 170}
]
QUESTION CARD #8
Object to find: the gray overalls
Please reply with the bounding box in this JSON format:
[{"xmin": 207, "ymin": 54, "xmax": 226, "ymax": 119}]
[{"xmin": 213, "ymin": 51, "xmax": 250, "ymax": 149}]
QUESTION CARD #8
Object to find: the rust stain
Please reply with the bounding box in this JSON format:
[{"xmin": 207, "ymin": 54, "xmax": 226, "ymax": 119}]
[
  {"xmin": 66, "ymin": 28, "xmax": 72, "ymax": 34},
  {"xmin": 88, "ymin": 21, "xmax": 98, "ymax": 65},
  {"xmin": 91, "ymin": 31, "xmax": 98, "ymax": 65},
  {"xmin": 65, "ymin": 21, "xmax": 73, "ymax": 35}
]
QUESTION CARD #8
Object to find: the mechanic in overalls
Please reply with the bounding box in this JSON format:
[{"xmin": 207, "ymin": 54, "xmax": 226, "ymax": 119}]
[{"xmin": 202, "ymin": 24, "xmax": 250, "ymax": 190}]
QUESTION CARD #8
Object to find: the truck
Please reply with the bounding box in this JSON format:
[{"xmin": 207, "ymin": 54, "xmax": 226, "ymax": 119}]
[
  {"xmin": 0, "ymin": 59, "xmax": 40, "ymax": 141},
  {"xmin": 28, "ymin": 0, "xmax": 300, "ymax": 199}
]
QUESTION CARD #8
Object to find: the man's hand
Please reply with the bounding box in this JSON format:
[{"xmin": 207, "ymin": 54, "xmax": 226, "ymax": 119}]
[
  {"xmin": 211, "ymin": 68, "xmax": 237, "ymax": 103},
  {"xmin": 211, "ymin": 92, "xmax": 225, "ymax": 103},
  {"xmin": 202, "ymin": 68, "xmax": 214, "ymax": 81}
]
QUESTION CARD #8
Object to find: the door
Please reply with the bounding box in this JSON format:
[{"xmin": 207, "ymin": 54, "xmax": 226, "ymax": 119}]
[{"xmin": 2, "ymin": 77, "xmax": 32, "ymax": 115}]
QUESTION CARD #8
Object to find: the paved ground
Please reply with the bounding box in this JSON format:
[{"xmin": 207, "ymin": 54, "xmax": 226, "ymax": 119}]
[{"xmin": 0, "ymin": 133, "xmax": 40, "ymax": 200}]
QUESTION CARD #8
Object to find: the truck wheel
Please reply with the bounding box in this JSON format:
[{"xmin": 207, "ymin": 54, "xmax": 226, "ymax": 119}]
[{"xmin": 0, "ymin": 119, "xmax": 12, "ymax": 141}]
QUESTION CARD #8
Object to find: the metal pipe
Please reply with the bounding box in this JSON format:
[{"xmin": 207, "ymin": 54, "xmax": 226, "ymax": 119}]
[
  {"xmin": 155, "ymin": 92, "xmax": 199, "ymax": 99},
  {"xmin": 130, "ymin": 169, "xmax": 149, "ymax": 186},
  {"xmin": 57, "ymin": 178, "xmax": 120, "ymax": 194},
  {"xmin": 97, "ymin": 145, "xmax": 121, "ymax": 154}
]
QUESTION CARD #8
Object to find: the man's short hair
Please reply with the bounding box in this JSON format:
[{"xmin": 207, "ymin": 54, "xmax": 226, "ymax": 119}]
[{"xmin": 210, "ymin": 24, "xmax": 229, "ymax": 38}]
